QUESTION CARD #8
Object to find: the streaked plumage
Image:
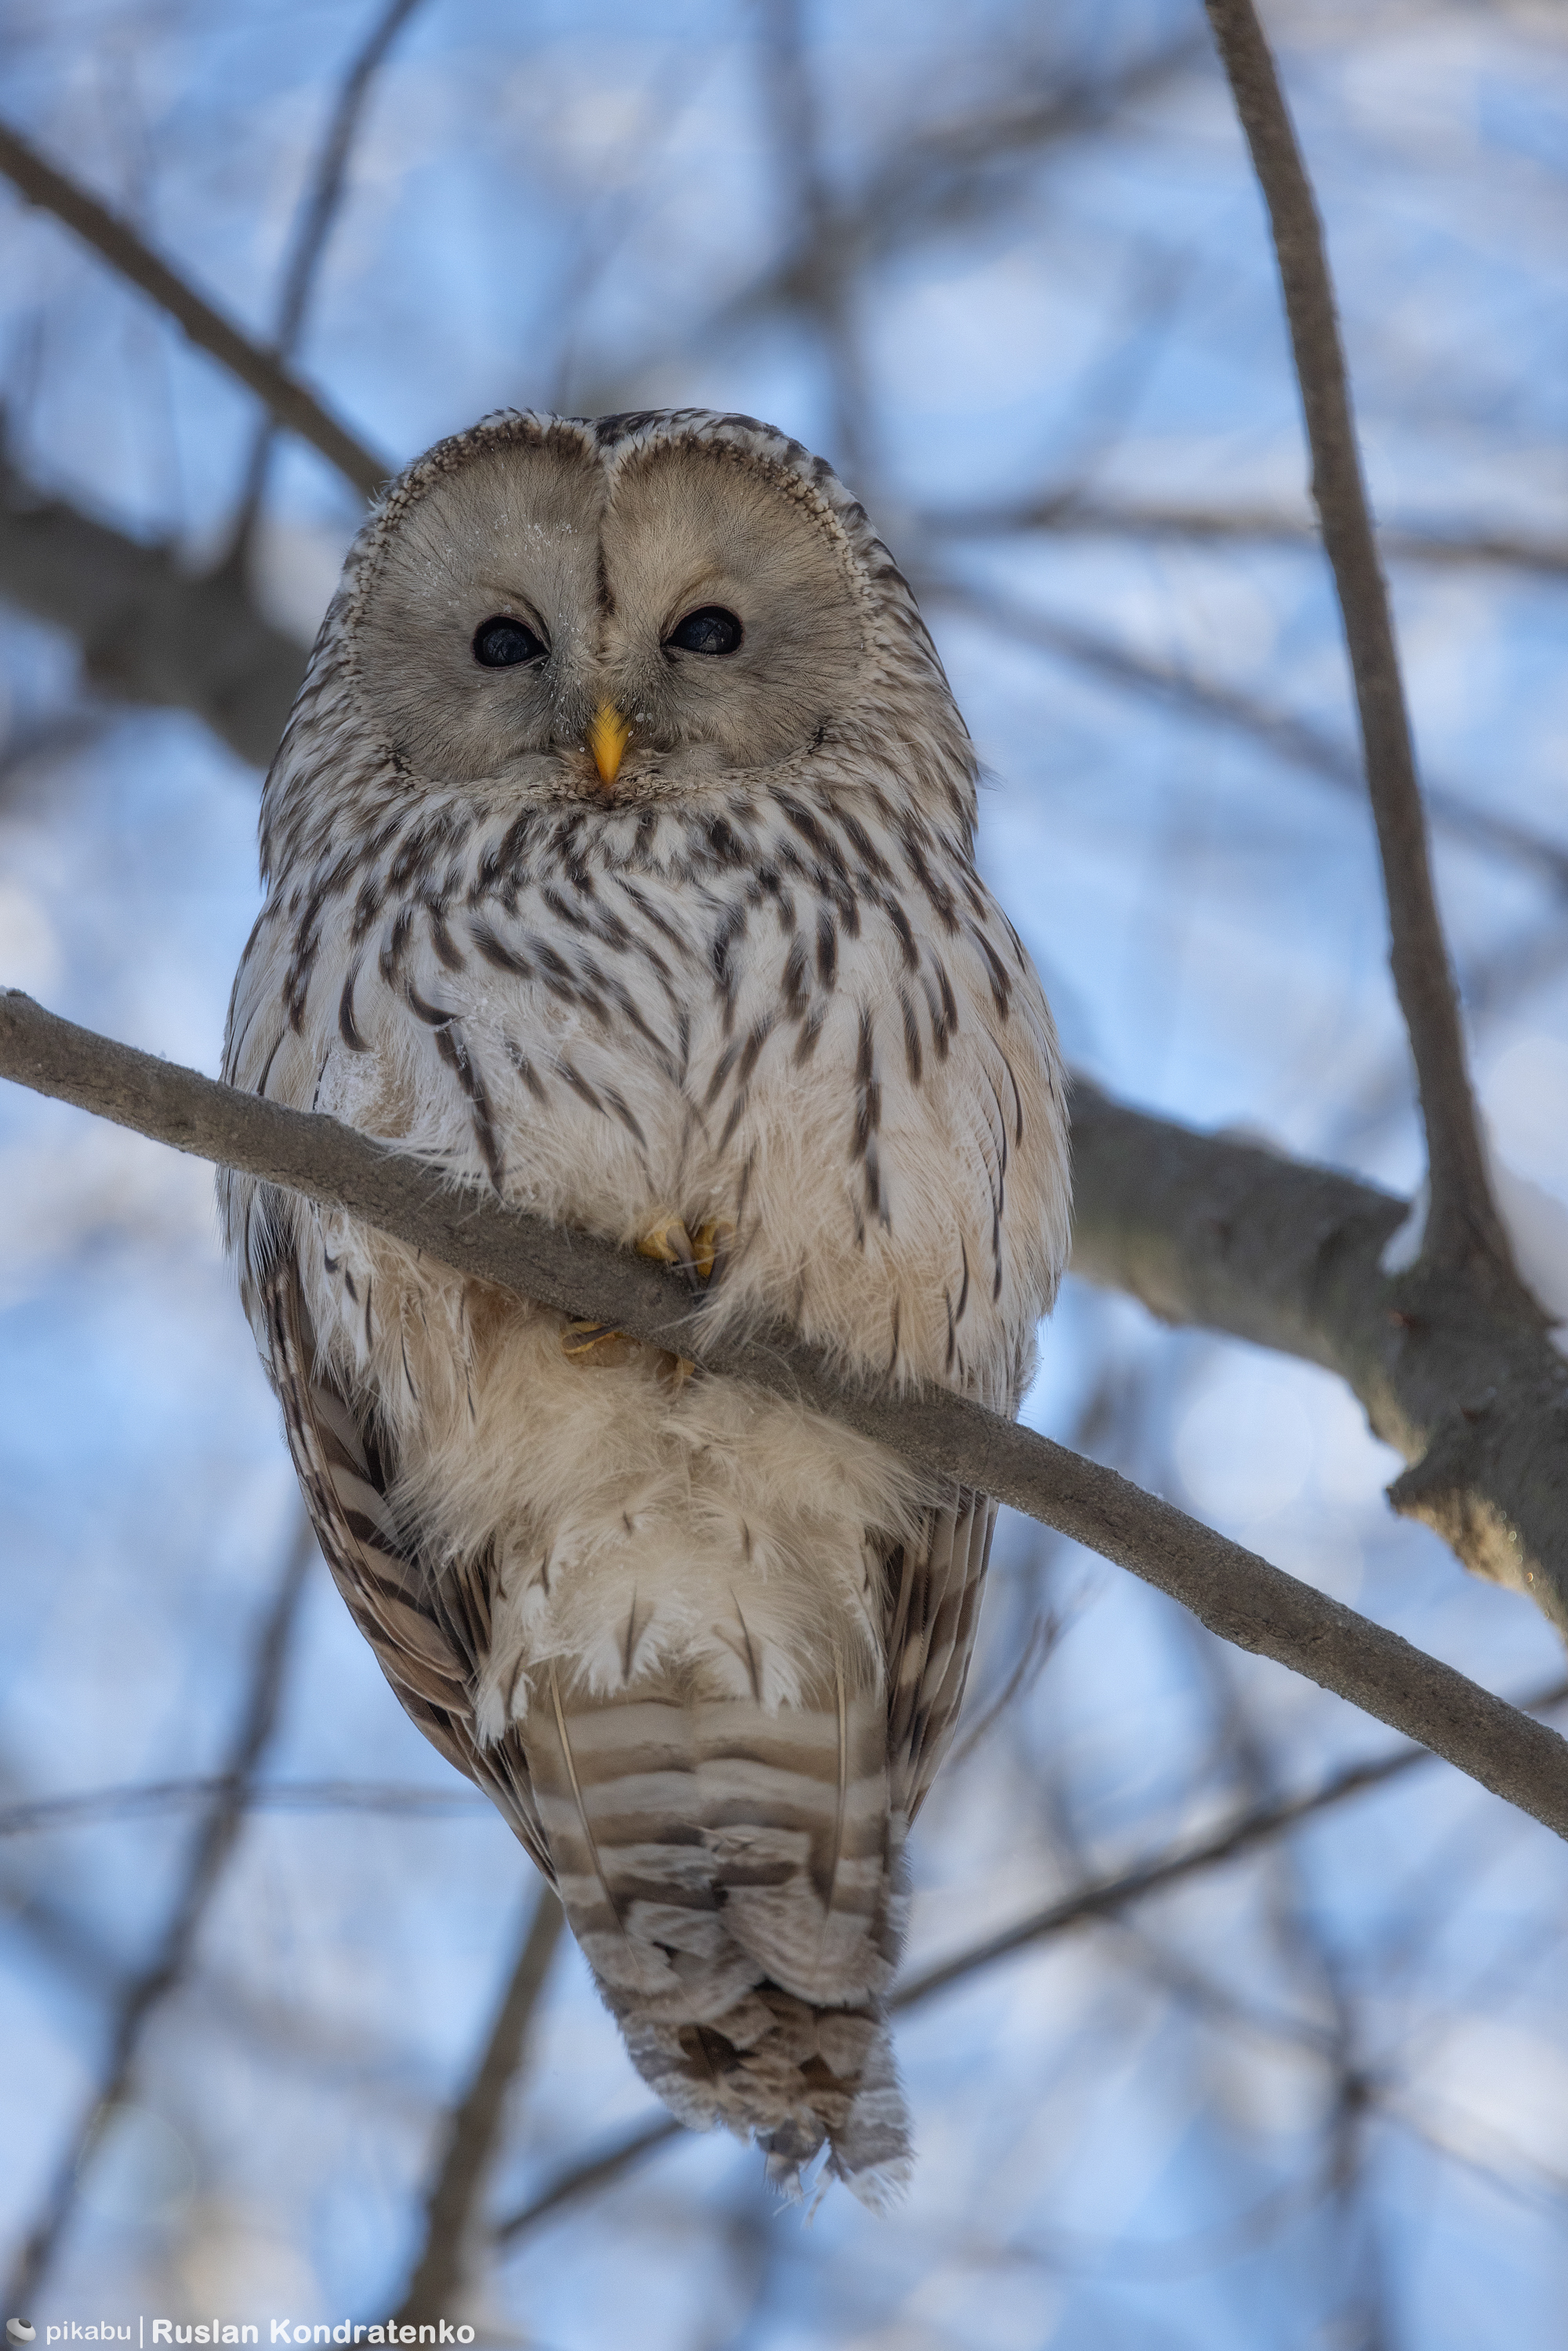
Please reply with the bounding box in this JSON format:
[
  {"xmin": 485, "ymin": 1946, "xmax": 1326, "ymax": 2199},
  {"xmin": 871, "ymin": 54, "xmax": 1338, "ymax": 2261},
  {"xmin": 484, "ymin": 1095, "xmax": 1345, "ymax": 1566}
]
[{"xmin": 222, "ymin": 409, "xmax": 1070, "ymax": 2202}]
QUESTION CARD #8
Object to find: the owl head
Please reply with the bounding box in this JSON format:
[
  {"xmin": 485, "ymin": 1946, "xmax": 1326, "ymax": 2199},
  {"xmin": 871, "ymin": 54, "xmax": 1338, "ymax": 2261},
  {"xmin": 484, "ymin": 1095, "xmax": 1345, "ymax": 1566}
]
[{"xmin": 266, "ymin": 411, "xmax": 975, "ymax": 863}]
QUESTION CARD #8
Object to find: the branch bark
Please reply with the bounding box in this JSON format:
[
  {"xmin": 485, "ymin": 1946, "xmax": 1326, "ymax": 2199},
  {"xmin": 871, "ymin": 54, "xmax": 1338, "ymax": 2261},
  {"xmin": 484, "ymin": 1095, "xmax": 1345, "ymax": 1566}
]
[
  {"xmin": 1204, "ymin": 1, "xmax": 1506, "ymax": 1279},
  {"xmin": 2, "ymin": 986, "xmax": 1566, "ymax": 1843},
  {"xmin": 1069, "ymin": 1080, "xmax": 1568, "ymax": 1635},
  {"xmin": 0, "ymin": 120, "xmax": 390, "ymax": 499}
]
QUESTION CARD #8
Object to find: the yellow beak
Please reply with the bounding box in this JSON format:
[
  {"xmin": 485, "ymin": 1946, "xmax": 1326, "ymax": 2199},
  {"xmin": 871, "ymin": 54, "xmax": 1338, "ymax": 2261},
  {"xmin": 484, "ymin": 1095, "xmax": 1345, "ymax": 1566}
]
[{"xmin": 586, "ymin": 701, "xmax": 631, "ymax": 787}]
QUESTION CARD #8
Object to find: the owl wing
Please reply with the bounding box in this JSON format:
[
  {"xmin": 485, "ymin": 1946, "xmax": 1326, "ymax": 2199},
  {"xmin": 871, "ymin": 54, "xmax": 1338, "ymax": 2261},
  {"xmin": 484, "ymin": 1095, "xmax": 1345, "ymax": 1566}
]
[
  {"xmin": 885, "ymin": 1488, "xmax": 996, "ymax": 1823},
  {"xmin": 259, "ymin": 1191, "xmax": 985, "ymax": 1843},
  {"xmin": 253, "ymin": 1237, "xmax": 554, "ymax": 1880}
]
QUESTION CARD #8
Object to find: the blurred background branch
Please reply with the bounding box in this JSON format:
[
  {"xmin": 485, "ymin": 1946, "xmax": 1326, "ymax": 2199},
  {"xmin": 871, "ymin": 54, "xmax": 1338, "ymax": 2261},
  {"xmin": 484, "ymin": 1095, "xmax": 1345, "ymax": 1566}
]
[
  {"xmin": 5, "ymin": 1509, "xmax": 316, "ymax": 2309},
  {"xmin": 0, "ymin": 118, "xmax": 389, "ymax": 494}
]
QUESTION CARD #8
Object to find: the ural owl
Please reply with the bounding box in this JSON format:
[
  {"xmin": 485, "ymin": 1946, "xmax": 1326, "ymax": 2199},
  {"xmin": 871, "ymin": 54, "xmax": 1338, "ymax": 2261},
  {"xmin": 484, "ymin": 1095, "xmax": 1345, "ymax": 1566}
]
[{"xmin": 223, "ymin": 410, "xmax": 1071, "ymax": 2204}]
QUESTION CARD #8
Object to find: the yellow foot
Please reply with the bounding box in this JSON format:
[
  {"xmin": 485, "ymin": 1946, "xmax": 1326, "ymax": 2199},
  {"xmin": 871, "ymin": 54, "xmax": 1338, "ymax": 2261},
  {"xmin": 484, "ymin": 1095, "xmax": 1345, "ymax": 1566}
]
[
  {"xmin": 558, "ymin": 1211, "xmax": 734, "ymax": 1372},
  {"xmin": 560, "ymin": 1319, "xmax": 637, "ymax": 1367},
  {"xmin": 637, "ymin": 1213, "xmax": 735, "ymax": 1282}
]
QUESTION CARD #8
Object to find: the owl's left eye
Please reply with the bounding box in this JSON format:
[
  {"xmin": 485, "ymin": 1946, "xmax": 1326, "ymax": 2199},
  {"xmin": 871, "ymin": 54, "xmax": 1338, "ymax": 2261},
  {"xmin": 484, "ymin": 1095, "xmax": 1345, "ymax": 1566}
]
[
  {"xmin": 666, "ymin": 606, "xmax": 743, "ymax": 656},
  {"xmin": 473, "ymin": 615, "xmax": 548, "ymax": 668}
]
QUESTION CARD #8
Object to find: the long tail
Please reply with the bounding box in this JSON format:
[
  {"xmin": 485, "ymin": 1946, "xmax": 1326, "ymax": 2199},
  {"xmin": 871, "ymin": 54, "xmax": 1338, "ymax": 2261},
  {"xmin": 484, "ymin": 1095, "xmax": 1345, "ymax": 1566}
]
[{"xmin": 527, "ymin": 1682, "xmax": 913, "ymax": 2204}]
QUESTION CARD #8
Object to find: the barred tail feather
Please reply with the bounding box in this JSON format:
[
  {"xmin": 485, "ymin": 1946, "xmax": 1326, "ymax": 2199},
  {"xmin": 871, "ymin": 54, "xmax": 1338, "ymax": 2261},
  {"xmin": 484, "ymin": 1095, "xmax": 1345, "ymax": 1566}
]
[{"xmin": 528, "ymin": 1685, "xmax": 913, "ymax": 2203}]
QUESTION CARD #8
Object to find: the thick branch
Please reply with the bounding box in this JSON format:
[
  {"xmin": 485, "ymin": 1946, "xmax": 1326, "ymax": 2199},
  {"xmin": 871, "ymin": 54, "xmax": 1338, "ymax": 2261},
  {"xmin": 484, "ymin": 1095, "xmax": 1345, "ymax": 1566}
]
[
  {"xmin": 1204, "ymin": 2, "xmax": 1504, "ymax": 1277},
  {"xmin": 0, "ymin": 120, "xmax": 390, "ymax": 499},
  {"xmin": 2, "ymin": 988, "xmax": 1566, "ymax": 1843},
  {"xmin": 0, "ymin": 464, "xmax": 304, "ymax": 767},
  {"xmin": 1069, "ymin": 1080, "xmax": 1568, "ymax": 1635}
]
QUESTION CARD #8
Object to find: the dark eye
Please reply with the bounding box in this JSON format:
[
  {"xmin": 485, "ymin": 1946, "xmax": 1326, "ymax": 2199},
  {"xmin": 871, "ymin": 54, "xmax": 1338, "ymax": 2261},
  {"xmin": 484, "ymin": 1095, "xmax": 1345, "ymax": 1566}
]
[
  {"xmin": 666, "ymin": 605, "xmax": 742, "ymax": 656},
  {"xmin": 472, "ymin": 614, "xmax": 548, "ymax": 668}
]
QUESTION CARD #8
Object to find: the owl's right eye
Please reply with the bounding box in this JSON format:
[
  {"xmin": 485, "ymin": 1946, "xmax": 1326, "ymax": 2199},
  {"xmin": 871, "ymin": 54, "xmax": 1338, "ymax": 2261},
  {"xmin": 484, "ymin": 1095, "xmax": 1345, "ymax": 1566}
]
[{"xmin": 472, "ymin": 615, "xmax": 548, "ymax": 668}]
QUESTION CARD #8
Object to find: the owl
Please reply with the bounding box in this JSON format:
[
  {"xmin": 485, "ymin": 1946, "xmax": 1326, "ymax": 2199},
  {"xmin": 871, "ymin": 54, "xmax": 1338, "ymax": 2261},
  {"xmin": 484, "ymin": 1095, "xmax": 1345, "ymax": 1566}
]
[{"xmin": 222, "ymin": 410, "xmax": 1071, "ymax": 2205}]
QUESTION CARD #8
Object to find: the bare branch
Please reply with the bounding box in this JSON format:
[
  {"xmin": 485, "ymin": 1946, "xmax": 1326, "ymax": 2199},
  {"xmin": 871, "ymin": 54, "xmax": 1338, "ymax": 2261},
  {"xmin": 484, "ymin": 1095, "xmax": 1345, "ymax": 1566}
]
[
  {"xmin": 1204, "ymin": 1, "xmax": 1505, "ymax": 1279},
  {"xmin": 0, "ymin": 1778, "xmax": 492, "ymax": 1836},
  {"xmin": 492, "ymin": 1676, "xmax": 1568, "ymax": 2244},
  {"xmin": 229, "ymin": 0, "xmax": 427, "ymax": 554},
  {"xmin": 0, "ymin": 459, "xmax": 304, "ymax": 766},
  {"xmin": 920, "ymin": 494, "xmax": 1568, "ymax": 577},
  {"xmin": 922, "ymin": 574, "xmax": 1568, "ymax": 899},
  {"xmin": 3, "ymin": 1509, "xmax": 315, "ymax": 2307},
  {"xmin": 2, "ymin": 987, "xmax": 1566, "ymax": 1844},
  {"xmin": 390, "ymin": 1884, "xmax": 566, "ymax": 2324},
  {"xmin": 760, "ymin": 0, "xmax": 867, "ymax": 486},
  {"xmin": 651, "ymin": 31, "xmax": 1205, "ymax": 392},
  {"xmin": 0, "ymin": 119, "xmax": 390, "ymax": 499},
  {"xmin": 494, "ymin": 2117, "xmax": 681, "ymax": 2246},
  {"xmin": 1068, "ymin": 1077, "xmax": 1568, "ymax": 1634}
]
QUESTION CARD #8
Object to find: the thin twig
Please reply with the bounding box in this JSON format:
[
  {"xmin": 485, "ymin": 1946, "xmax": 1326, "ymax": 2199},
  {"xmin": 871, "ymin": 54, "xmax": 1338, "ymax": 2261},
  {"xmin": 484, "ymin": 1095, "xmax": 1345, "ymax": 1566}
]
[
  {"xmin": 646, "ymin": 31, "xmax": 1205, "ymax": 398},
  {"xmin": 2, "ymin": 988, "xmax": 1566, "ymax": 1840},
  {"xmin": 389, "ymin": 1885, "xmax": 567, "ymax": 2323},
  {"xmin": 923, "ymin": 574, "xmax": 1568, "ymax": 899},
  {"xmin": 761, "ymin": 0, "xmax": 866, "ymax": 487},
  {"xmin": 494, "ymin": 2117, "xmax": 681, "ymax": 2246},
  {"xmin": 1203, "ymin": 1, "xmax": 1505, "ymax": 1278},
  {"xmin": 228, "ymin": 0, "xmax": 426, "ymax": 557},
  {"xmin": 0, "ymin": 119, "xmax": 389, "ymax": 497},
  {"xmin": 895, "ymin": 1674, "xmax": 1568, "ymax": 2004},
  {"xmin": 920, "ymin": 494, "xmax": 1568, "ymax": 577},
  {"xmin": 0, "ymin": 1777, "xmax": 492, "ymax": 1837},
  {"xmin": 491, "ymin": 1675, "xmax": 1568, "ymax": 2245},
  {"xmin": 3, "ymin": 1509, "xmax": 316, "ymax": 2306}
]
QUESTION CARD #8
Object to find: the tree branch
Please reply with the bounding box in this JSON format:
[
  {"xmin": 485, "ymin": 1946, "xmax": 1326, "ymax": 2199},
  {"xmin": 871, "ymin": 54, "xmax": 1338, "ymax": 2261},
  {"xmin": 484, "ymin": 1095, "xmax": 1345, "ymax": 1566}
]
[
  {"xmin": 3, "ymin": 1509, "xmax": 314, "ymax": 2307},
  {"xmin": 1069, "ymin": 1079, "xmax": 1568, "ymax": 1634},
  {"xmin": 920, "ymin": 494, "xmax": 1568, "ymax": 578},
  {"xmin": 0, "ymin": 459, "xmax": 304, "ymax": 767},
  {"xmin": 0, "ymin": 119, "xmax": 390, "ymax": 499},
  {"xmin": 921, "ymin": 574, "xmax": 1568, "ymax": 899},
  {"xmin": 1204, "ymin": 0, "xmax": 1505, "ymax": 1279},
  {"xmin": 0, "ymin": 1778, "xmax": 492, "ymax": 1837},
  {"xmin": 2, "ymin": 987, "xmax": 1566, "ymax": 1842},
  {"xmin": 228, "ymin": 0, "xmax": 427, "ymax": 557},
  {"xmin": 389, "ymin": 1883, "xmax": 565, "ymax": 2324},
  {"xmin": 492, "ymin": 1674, "xmax": 1568, "ymax": 2244}
]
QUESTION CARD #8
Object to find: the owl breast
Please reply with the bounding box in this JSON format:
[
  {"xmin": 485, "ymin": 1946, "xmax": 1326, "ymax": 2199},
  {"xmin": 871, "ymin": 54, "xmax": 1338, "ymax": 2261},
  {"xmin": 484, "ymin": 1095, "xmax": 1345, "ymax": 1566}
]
[{"xmin": 227, "ymin": 768, "xmax": 1066, "ymax": 1728}]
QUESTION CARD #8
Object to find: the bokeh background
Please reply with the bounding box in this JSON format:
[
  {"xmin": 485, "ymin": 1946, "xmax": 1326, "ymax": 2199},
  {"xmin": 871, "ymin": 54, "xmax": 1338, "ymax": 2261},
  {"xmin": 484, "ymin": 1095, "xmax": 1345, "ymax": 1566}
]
[{"xmin": 2, "ymin": 2, "xmax": 1567, "ymax": 2343}]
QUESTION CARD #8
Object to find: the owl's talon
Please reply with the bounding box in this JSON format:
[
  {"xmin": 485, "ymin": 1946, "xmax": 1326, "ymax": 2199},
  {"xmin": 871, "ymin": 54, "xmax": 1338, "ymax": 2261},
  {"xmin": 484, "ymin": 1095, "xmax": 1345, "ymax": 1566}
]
[
  {"xmin": 561, "ymin": 1319, "xmax": 636, "ymax": 1367},
  {"xmin": 564, "ymin": 1214, "xmax": 734, "ymax": 1369},
  {"xmin": 636, "ymin": 1214, "xmax": 691, "ymax": 1270},
  {"xmin": 691, "ymin": 1217, "xmax": 735, "ymax": 1283},
  {"xmin": 637, "ymin": 1213, "xmax": 733, "ymax": 1283}
]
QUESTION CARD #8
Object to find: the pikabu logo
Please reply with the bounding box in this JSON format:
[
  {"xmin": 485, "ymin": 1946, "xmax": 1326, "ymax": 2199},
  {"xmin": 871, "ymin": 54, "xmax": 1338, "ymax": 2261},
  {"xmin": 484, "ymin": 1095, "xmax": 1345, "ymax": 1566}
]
[{"xmin": 14, "ymin": 2331, "xmax": 474, "ymax": 2349}]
